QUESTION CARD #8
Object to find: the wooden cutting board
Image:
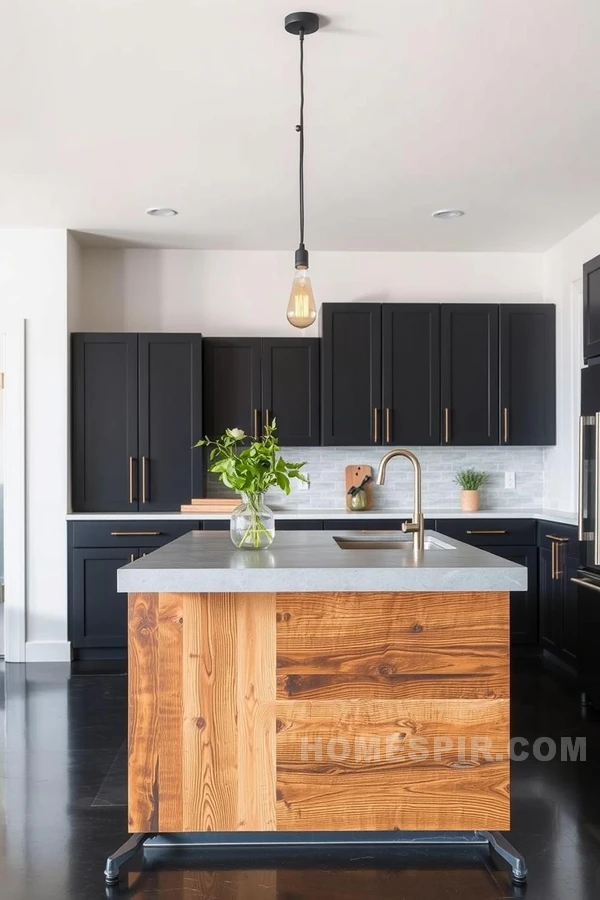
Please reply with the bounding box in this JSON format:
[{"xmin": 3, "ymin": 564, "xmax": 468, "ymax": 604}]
[
  {"xmin": 180, "ymin": 498, "xmax": 240, "ymax": 513},
  {"xmin": 344, "ymin": 465, "xmax": 373, "ymax": 511}
]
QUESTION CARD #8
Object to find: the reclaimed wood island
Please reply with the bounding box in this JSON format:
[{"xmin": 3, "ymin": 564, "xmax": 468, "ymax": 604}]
[{"xmin": 105, "ymin": 528, "xmax": 528, "ymax": 883}]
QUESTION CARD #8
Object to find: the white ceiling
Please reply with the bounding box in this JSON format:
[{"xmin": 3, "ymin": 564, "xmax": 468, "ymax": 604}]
[{"xmin": 2, "ymin": 0, "xmax": 600, "ymax": 251}]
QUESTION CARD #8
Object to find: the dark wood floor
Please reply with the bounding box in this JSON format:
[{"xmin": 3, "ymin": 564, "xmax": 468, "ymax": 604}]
[{"xmin": 0, "ymin": 656, "xmax": 598, "ymax": 899}]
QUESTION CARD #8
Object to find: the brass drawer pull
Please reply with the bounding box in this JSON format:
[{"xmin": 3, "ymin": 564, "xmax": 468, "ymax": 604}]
[
  {"xmin": 466, "ymin": 529, "xmax": 507, "ymax": 535},
  {"xmin": 373, "ymin": 408, "xmax": 380, "ymax": 444},
  {"xmin": 253, "ymin": 409, "xmax": 260, "ymax": 441},
  {"xmin": 129, "ymin": 553, "xmax": 136, "ymax": 563},
  {"xmin": 503, "ymin": 407, "xmax": 509, "ymax": 443},
  {"xmin": 385, "ymin": 407, "xmax": 391, "ymax": 444},
  {"xmin": 444, "ymin": 408, "xmax": 450, "ymax": 443},
  {"xmin": 110, "ymin": 531, "xmax": 161, "ymax": 536},
  {"xmin": 545, "ymin": 534, "xmax": 570, "ymax": 542}
]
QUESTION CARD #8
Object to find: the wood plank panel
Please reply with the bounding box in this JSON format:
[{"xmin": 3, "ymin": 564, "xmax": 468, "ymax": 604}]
[
  {"xmin": 276, "ymin": 592, "xmax": 509, "ymax": 700},
  {"xmin": 277, "ymin": 671, "xmax": 508, "ymax": 701},
  {"xmin": 157, "ymin": 593, "xmax": 183, "ymax": 830},
  {"xmin": 236, "ymin": 593, "xmax": 277, "ymax": 830},
  {"xmin": 276, "ymin": 699, "xmax": 509, "ymax": 830},
  {"xmin": 183, "ymin": 592, "xmax": 238, "ymax": 831},
  {"xmin": 128, "ymin": 592, "xmax": 159, "ymax": 831}
]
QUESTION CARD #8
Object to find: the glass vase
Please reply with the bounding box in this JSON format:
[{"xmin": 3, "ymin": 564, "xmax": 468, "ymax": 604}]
[{"xmin": 230, "ymin": 493, "xmax": 275, "ymax": 550}]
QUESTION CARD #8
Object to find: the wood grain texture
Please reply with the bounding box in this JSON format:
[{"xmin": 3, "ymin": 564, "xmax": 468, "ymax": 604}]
[
  {"xmin": 275, "ymin": 698, "xmax": 509, "ymax": 830},
  {"xmin": 127, "ymin": 589, "xmax": 510, "ymax": 833},
  {"xmin": 236, "ymin": 593, "xmax": 277, "ymax": 829},
  {"xmin": 128, "ymin": 593, "xmax": 159, "ymax": 831},
  {"xmin": 276, "ymin": 591, "xmax": 509, "ymax": 700},
  {"xmin": 183, "ymin": 592, "xmax": 238, "ymax": 831},
  {"xmin": 157, "ymin": 593, "xmax": 183, "ymax": 830}
]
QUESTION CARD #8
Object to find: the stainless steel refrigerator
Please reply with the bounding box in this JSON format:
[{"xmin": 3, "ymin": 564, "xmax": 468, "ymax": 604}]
[{"xmin": 575, "ymin": 362, "xmax": 600, "ymax": 707}]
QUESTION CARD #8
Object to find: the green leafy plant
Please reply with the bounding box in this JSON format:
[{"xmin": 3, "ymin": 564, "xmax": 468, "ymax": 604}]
[
  {"xmin": 454, "ymin": 468, "xmax": 488, "ymax": 491},
  {"xmin": 194, "ymin": 419, "xmax": 308, "ymax": 497}
]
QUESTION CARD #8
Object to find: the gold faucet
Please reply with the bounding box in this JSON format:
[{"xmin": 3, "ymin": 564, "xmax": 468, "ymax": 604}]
[{"xmin": 375, "ymin": 448, "xmax": 424, "ymax": 552}]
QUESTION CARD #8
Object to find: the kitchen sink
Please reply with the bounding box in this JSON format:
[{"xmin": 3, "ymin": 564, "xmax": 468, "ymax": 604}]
[{"xmin": 333, "ymin": 534, "xmax": 455, "ymax": 551}]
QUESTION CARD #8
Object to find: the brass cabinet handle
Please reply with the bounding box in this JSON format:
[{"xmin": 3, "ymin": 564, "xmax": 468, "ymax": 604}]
[
  {"xmin": 550, "ymin": 540, "xmax": 556, "ymax": 580},
  {"xmin": 253, "ymin": 409, "xmax": 260, "ymax": 440},
  {"xmin": 110, "ymin": 531, "xmax": 161, "ymax": 536},
  {"xmin": 571, "ymin": 576, "xmax": 600, "ymax": 594},
  {"xmin": 546, "ymin": 535, "xmax": 569, "ymax": 580},
  {"xmin": 466, "ymin": 529, "xmax": 507, "ymax": 535},
  {"xmin": 503, "ymin": 407, "xmax": 509, "ymax": 443},
  {"xmin": 142, "ymin": 456, "xmax": 148, "ymax": 504},
  {"xmin": 578, "ymin": 415, "xmax": 585, "ymax": 541},
  {"xmin": 265, "ymin": 409, "xmax": 271, "ymax": 430},
  {"xmin": 444, "ymin": 408, "xmax": 450, "ymax": 443},
  {"xmin": 373, "ymin": 408, "xmax": 380, "ymax": 444},
  {"xmin": 128, "ymin": 457, "xmax": 135, "ymax": 504},
  {"xmin": 129, "ymin": 553, "xmax": 136, "ymax": 563},
  {"xmin": 385, "ymin": 408, "xmax": 391, "ymax": 444},
  {"xmin": 595, "ymin": 412, "xmax": 600, "ymax": 566}
]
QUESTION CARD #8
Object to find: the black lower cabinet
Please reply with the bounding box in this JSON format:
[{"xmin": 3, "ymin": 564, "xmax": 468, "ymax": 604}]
[
  {"xmin": 203, "ymin": 520, "xmax": 324, "ymax": 531},
  {"xmin": 71, "ymin": 547, "xmax": 135, "ymax": 651},
  {"xmin": 539, "ymin": 543, "xmax": 578, "ymax": 668},
  {"xmin": 492, "ymin": 546, "xmax": 539, "ymax": 644},
  {"xmin": 69, "ymin": 520, "xmax": 200, "ymax": 658}
]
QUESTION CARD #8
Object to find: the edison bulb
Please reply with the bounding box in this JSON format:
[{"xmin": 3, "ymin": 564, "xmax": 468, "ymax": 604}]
[{"xmin": 287, "ymin": 269, "xmax": 316, "ymax": 328}]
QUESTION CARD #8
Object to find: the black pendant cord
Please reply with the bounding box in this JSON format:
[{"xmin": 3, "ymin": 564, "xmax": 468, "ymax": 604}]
[{"xmin": 297, "ymin": 28, "xmax": 306, "ymax": 251}]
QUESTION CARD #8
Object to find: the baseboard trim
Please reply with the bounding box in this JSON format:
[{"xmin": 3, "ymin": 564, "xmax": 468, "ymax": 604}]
[{"xmin": 25, "ymin": 641, "xmax": 72, "ymax": 663}]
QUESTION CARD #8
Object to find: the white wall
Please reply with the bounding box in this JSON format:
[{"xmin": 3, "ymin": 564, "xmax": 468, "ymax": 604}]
[
  {"xmin": 79, "ymin": 249, "xmax": 544, "ymax": 334},
  {"xmin": 0, "ymin": 230, "xmax": 70, "ymax": 661},
  {"xmin": 542, "ymin": 211, "xmax": 600, "ymax": 512}
]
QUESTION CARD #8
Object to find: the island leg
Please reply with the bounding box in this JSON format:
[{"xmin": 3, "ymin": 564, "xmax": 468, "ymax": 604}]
[
  {"xmin": 104, "ymin": 832, "xmax": 151, "ymax": 884},
  {"xmin": 482, "ymin": 831, "xmax": 528, "ymax": 883}
]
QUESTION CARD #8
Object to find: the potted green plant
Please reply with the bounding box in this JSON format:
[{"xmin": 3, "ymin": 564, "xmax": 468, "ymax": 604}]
[
  {"xmin": 195, "ymin": 420, "xmax": 308, "ymax": 549},
  {"xmin": 454, "ymin": 469, "xmax": 488, "ymax": 512}
]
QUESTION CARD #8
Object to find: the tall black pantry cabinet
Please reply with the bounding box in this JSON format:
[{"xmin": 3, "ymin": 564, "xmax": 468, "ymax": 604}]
[{"xmin": 72, "ymin": 333, "xmax": 204, "ymax": 511}]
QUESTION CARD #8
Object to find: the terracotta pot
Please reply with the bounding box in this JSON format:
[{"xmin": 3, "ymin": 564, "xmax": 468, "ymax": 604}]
[{"xmin": 460, "ymin": 489, "xmax": 480, "ymax": 512}]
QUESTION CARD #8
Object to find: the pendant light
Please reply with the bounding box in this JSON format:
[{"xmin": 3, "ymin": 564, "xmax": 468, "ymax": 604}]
[{"xmin": 285, "ymin": 11, "xmax": 320, "ymax": 328}]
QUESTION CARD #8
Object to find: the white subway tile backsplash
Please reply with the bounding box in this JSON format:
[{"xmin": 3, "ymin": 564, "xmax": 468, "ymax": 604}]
[{"xmin": 208, "ymin": 446, "xmax": 544, "ymax": 511}]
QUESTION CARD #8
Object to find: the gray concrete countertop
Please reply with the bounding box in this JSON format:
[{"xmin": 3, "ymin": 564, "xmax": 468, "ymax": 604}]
[{"xmin": 117, "ymin": 529, "xmax": 528, "ymax": 594}]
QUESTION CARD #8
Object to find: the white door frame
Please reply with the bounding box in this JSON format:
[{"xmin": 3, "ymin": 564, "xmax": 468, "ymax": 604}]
[{"xmin": 1, "ymin": 317, "xmax": 26, "ymax": 661}]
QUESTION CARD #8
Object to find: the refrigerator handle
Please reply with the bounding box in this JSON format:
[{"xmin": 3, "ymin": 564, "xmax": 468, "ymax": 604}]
[
  {"xmin": 594, "ymin": 412, "xmax": 600, "ymax": 566},
  {"xmin": 579, "ymin": 415, "xmax": 585, "ymax": 541}
]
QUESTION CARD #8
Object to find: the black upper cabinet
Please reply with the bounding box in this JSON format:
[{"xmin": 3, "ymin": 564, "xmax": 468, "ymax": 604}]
[
  {"xmin": 382, "ymin": 304, "xmax": 440, "ymax": 445},
  {"xmin": 72, "ymin": 333, "xmax": 203, "ymax": 512},
  {"xmin": 321, "ymin": 304, "xmax": 382, "ymax": 446},
  {"xmin": 261, "ymin": 339, "xmax": 320, "ymax": 446},
  {"xmin": 440, "ymin": 305, "xmax": 499, "ymax": 445},
  {"xmin": 500, "ymin": 305, "xmax": 556, "ymax": 445},
  {"xmin": 202, "ymin": 339, "xmax": 262, "ymax": 440},
  {"xmin": 203, "ymin": 338, "xmax": 320, "ymax": 446},
  {"xmin": 72, "ymin": 334, "xmax": 138, "ymax": 512},
  {"xmin": 584, "ymin": 253, "xmax": 600, "ymax": 360},
  {"xmin": 138, "ymin": 335, "xmax": 204, "ymax": 510}
]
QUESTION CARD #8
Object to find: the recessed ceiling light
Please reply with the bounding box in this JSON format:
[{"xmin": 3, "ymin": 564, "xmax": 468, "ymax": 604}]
[
  {"xmin": 145, "ymin": 207, "xmax": 178, "ymax": 217},
  {"xmin": 432, "ymin": 209, "xmax": 465, "ymax": 219}
]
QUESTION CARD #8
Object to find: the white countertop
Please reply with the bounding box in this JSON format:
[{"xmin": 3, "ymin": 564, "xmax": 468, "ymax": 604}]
[
  {"xmin": 68, "ymin": 507, "xmax": 578, "ymax": 526},
  {"xmin": 117, "ymin": 529, "xmax": 528, "ymax": 595}
]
